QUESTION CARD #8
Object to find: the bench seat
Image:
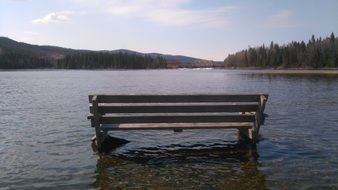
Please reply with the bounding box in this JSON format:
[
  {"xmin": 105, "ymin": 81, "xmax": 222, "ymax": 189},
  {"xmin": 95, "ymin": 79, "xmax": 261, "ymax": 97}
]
[{"xmin": 101, "ymin": 122, "xmax": 253, "ymax": 130}]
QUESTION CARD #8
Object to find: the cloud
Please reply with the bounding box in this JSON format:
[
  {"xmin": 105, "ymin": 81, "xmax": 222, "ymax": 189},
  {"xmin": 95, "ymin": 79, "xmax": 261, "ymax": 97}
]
[
  {"xmin": 32, "ymin": 11, "xmax": 72, "ymax": 24},
  {"xmin": 107, "ymin": 0, "xmax": 235, "ymax": 27},
  {"xmin": 266, "ymin": 10, "xmax": 297, "ymax": 28}
]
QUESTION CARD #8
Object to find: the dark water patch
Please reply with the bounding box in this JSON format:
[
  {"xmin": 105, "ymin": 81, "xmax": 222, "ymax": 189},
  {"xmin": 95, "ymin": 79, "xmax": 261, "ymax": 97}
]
[
  {"xmin": 110, "ymin": 141, "xmax": 259, "ymax": 165},
  {"xmin": 92, "ymin": 135, "xmax": 130, "ymax": 154}
]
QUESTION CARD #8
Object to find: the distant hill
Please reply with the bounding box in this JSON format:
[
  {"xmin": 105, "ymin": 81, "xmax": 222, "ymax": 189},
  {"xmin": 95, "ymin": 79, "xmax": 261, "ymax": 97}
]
[
  {"xmin": 0, "ymin": 37, "xmax": 221, "ymax": 69},
  {"xmin": 0, "ymin": 37, "xmax": 83, "ymax": 59},
  {"xmin": 109, "ymin": 49, "xmax": 222, "ymax": 68},
  {"xmin": 149, "ymin": 53, "xmax": 204, "ymax": 64},
  {"xmin": 107, "ymin": 49, "xmax": 219, "ymax": 67}
]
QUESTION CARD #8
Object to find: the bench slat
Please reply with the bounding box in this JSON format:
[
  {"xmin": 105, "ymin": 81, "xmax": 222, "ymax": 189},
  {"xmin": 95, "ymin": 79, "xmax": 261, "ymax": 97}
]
[
  {"xmin": 89, "ymin": 94, "xmax": 268, "ymax": 103},
  {"xmin": 90, "ymin": 104, "xmax": 259, "ymax": 114},
  {"xmin": 101, "ymin": 122, "xmax": 253, "ymax": 130},
  {"xmin": 100, "ymin": 114, "xmax": 255, "ymax": 124}
]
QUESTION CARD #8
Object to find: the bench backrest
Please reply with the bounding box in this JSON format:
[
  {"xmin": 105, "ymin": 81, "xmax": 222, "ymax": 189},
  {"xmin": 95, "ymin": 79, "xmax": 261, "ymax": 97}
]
[{"xmin": 89, "ymin": 94, "xmax": 267, "ymax": 104}]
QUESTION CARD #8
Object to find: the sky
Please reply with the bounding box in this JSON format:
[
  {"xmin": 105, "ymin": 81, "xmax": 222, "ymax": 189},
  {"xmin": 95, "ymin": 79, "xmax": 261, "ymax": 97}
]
[{"xmin": 1, "ymin": 0, "xmax": 338, "ymax": 61}]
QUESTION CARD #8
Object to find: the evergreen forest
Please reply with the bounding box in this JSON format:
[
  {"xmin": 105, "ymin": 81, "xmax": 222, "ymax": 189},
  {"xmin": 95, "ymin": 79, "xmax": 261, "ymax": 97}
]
[{"xmin": 224, "ymin": 33, "xmax": 338, "ymax": 68}]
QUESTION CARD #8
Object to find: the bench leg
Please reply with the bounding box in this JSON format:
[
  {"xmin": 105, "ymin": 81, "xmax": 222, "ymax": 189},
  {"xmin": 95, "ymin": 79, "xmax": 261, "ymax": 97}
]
[
  {"xmin": 238, "ymin": 128, "xmax": 254, "ymax": 143},
  {"xmin": 94, "ymin": 126, "xmax": 107, "ymax": 152}
]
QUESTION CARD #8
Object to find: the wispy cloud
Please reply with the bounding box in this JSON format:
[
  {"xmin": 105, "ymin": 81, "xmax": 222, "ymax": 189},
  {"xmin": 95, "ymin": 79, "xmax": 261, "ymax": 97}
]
[
  {"xmin": 32, "ymin": 11, "xmax": 73, "ymax": 24},
  {"xmin": 265, "ymin": 10, "xmax": 297, "ymax": 28},
  {"xmin": 107, "ymin": 0, "xmax": 235, "ymax": 27}
]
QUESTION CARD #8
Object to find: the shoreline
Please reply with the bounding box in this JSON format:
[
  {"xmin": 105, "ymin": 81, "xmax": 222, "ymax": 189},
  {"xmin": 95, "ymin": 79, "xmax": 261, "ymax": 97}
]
[
  {"xmin": 1, "ymin": 68, "xmax": 338, "ymax": 74},
  {"xmin": 250, "ymin": 69, "xmax": 338, "ymax": 75}
]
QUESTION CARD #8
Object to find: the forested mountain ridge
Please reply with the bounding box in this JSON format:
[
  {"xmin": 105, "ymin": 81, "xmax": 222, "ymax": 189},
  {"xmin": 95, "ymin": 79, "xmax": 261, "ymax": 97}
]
[
  {"xmin": 224, "ymin": 33, "xmax": 338, "ymax": 69},
  {"xmin": 0, "ymin": 37, "xmax": 216, "ymax": 69},
  {"xmin": 0, "ymin": 37, "xmax": 166, "ymax": 69}
]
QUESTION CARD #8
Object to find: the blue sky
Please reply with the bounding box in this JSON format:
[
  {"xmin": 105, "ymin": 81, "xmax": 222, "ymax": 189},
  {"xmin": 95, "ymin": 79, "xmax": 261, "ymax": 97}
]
[{"xmin": 1, "ymin": 0, "xmax": 337, "ymax": 61}]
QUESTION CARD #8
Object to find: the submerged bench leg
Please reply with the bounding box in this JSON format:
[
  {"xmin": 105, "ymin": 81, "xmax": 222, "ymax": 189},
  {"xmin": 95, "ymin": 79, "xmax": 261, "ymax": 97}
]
[
  {"xmin": 94, "ymin": 126, "xmax": 103, "ymax": 150},
  {"xmin": 93, "ymin": 128, "xmax": 109, "ymax": 151},
  {"xmin": 238, "ymin": 128, "xmax": 252, "ymax": 142},
  {"xmin": 237, "ymin": 127, "xmax": 259, "ymax": 143}
]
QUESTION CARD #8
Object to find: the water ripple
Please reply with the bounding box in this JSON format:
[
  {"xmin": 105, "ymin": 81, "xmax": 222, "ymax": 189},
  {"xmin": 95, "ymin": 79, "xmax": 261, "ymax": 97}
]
[{"xmin": 1, "ymin": 70, "xmax": 338, "ymax": 189}]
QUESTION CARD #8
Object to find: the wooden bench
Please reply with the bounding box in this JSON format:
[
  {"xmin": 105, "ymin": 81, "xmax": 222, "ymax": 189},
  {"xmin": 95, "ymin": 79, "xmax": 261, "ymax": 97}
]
[{"xmin": 88, "ymin": 94, "xmax": 268, "ymax": 151}]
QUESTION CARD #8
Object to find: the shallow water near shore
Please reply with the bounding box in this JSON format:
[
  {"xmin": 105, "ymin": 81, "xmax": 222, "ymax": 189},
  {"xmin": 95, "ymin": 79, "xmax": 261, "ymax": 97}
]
[{"xmin": 1, "ymin": 69, "xmax": 338, "ymax": 189}]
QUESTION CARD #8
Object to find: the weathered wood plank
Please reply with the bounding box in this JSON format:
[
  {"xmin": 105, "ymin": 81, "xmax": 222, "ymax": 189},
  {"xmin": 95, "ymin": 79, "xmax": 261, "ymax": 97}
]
[
  {"xmin": 100, "ymin": 114, "xmax": 255, "ymax": 124},
  {"xmin": 88, "ymin": 94, "xmax": 268, "ymax": 103},
  {"xmin": 101, "ymin": 122, "xmax": 253, "ymax": 130},
  {"xmin": 89, "ymin": 103, "xmax": 259, "ymax": 114}
]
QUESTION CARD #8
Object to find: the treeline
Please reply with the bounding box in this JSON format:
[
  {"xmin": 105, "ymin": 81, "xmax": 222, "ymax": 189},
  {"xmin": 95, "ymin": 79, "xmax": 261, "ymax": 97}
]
[
  {"xmin": 0, "ymin": 50, "xmax": 167, "ymax": 69},
  {"xmin": 0, "ymin": 51, "xmax": 54, "ymax": 69},
  {"xmin": 224, "ymin": 33, "xmax": 338, "ymax": 68},
  {"xmin": 56, "ymin": 52, "xmax": 166, "ymax": 69}
]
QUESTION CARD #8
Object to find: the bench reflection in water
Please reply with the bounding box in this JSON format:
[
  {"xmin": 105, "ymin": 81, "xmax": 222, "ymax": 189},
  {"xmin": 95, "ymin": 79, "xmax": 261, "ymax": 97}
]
[{"xmin": 92, "ymin": 141, "xmax": 266, "ymax": 189}]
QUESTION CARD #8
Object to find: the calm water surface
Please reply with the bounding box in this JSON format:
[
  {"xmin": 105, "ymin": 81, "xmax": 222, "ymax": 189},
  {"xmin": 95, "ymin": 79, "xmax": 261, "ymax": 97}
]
[{"xmin": 0, "ymin": 69, "xmax": 338, "ymax": 189}]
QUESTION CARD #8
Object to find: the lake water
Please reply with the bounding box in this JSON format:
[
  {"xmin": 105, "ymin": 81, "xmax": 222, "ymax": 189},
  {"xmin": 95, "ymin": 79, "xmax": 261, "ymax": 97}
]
[{"xmin": 0, "ymin": 69, "xmax": 338, "ymax": 189}]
